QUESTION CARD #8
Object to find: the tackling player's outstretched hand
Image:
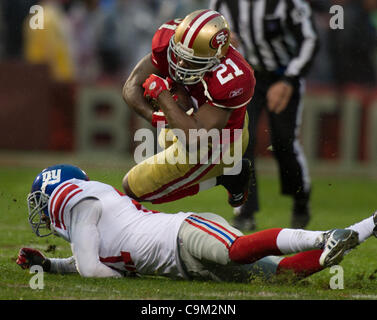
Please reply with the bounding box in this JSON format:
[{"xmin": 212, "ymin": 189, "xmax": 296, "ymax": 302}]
[
  {"xmin": 16, "ymin": 247, "xmax": 50, "ymax": 271},
  {"xmin": 142, "ymin": 74, "xmax": 173, "ymax": 100}
]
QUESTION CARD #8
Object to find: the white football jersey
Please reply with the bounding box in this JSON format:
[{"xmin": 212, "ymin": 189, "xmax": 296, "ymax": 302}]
[{"xmin": 47, "ymin": 179, "xmax": 192, "ymax": 278}]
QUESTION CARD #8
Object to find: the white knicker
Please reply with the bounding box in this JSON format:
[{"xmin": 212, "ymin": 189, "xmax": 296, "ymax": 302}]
[
  {"xmin": 177, "ymin": 212, "xmax": 284, "ymax": 282},
  {"xmin": 177, "ymin": 212, "xmax": 243, "ymax": 281}
]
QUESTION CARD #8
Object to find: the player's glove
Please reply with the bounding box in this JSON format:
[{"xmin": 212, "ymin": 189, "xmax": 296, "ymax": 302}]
[
  {"xmin": 16, "ymin": 247, "xmax": 51, "ymax": 272},
  {"xmin": 151, "ymin": 110, "xmax": 168, "ymax": 128},
  {"xmin": 142, "ymin": 74, "xmax": 173, "ymax": 100}
]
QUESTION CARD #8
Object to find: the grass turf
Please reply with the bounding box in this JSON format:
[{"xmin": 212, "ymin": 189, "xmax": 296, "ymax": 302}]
[{"xmin": 1, "ymin": 165, "xmax": 377, "ymax": 300}]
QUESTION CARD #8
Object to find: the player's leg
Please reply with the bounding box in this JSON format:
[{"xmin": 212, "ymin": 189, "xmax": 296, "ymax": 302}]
[
  {"xmin": 269, "ymin": 250, "xmax": 324, "ymax": 279},
  {"xmin": 177, "ymin": 212, "xmax": 244, "ymax": 281},
  {"xmin": 195, "ymin": 115, "xmax": 251, "ymax": 205},
  {"xmin": 178, "ymin": 213, "xmax": 359, "ymax": 282},
  {"xmin": 228, "ymin": 227, "xmax": 359, "ymax": 267},
  {"xmin": 123, "ymin": 131, "xmax": 211, "ymax": 201},
  {"xmin": 237, "ymin": 250, "xmax": 323, "ymax": 281},
  {"xmin": 346, "ymin": 210, "xmax": 377, "ymax": 243},
  {"xmin": 126, "ymin": 114, "xmax": 250, "ymax": 204},
  {"xmin": 267, "ymin": 80, "xmax": 311, "ymax": 229},
  {"xmin": 231, "ymin": 81, "xmax": 267, "ymax": 231}
]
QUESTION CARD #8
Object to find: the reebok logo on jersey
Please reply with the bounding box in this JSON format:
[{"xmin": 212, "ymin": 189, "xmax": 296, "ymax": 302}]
[{"xmin": 229, "ymin": 88, "xmax": 243, "ymax": 98}]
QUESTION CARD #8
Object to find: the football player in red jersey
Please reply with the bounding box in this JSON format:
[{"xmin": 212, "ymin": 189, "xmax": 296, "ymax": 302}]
[{"xmin": 122, "ymin": 9, "xmax": 256, "ymax": 206}]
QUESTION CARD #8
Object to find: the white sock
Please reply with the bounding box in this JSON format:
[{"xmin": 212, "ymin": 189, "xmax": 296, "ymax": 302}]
[
  {"xmin": 347, "ymin": 215, "xmax": 375, "ymax": 243},
  {"xmin": 276, "ymin": 228, "xmax": 324, "ymax": 254}
]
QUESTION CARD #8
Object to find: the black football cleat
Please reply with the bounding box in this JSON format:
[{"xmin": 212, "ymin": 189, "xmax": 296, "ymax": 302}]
[
  {"xmin": 218, "ymin": 159, "xmax": 252, "ymax": 208},
  {"xmin": 319, "ymin": 229, "xmax": 359, "ymax": 267}
]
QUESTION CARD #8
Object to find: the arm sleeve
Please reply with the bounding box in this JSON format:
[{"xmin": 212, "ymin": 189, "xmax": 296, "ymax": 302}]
[
  {"xmin": 69, "ymin": 199, "xmax": 122, "ymax": 278},
  {"xmin": 284, "ymin": 0, "xmax": 319, "ymax": 79},
  {"xmin": 49, "ymin": 256, "xmax": 78, "ymax": 274}
]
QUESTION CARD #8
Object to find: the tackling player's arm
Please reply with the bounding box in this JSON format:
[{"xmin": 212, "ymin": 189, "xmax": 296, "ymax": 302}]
[
  {"xmin": 69, "ymin": 199, "xmax": 122, "ymax": 278},
  {"xmin": 122, "ymin": 53, "xmax": 162, "ymax": 123},
  {"xmin": 17, "ymin": 248, "xmax": 79, "ymax": 274}
]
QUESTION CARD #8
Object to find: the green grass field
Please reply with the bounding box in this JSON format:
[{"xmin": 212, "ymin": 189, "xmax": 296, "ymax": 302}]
[{"xmin": 1, "ymin": 161, "xmax": 377, "ymax": 300}]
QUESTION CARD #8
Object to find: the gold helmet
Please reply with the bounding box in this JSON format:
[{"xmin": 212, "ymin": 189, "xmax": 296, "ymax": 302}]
[{"xmin": 168, "ymin": 9, "xmax": 231, "ymax": 85}]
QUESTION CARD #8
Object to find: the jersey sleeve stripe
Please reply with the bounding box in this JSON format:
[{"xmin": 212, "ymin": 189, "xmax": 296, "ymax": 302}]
[
  {"xmin": 59, "ymin": 189, "xmax": 83, "ymax": 229},
  {"xmin": 50, "ymin": 182, "xmax": 72, "ymax": 228},
  {"xmin": 51, "ymin": 183, "xmax": 81, "ymax": 229}
]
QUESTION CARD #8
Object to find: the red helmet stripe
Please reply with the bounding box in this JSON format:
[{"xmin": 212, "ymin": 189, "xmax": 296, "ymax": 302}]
[
  {"xmin": 188, "ymin": 13, "xmax": 221, "ymax": 49},
  {"xmin": 181, "ymin": 9, "xmax": 217, "ymax": 46},
  {"xmin": 180, "ymin": 9, "xmax": 212, "ymax": 45}
]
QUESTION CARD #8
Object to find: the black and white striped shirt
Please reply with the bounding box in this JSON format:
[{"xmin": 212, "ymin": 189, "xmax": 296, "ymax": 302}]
[{"xmin": 210, "ymin": 0, "xmax": 319, "ymax": 81}]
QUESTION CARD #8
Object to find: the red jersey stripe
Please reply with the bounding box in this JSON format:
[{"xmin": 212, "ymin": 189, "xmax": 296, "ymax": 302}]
[
  {"xmin": 100, "ymin": 252, "xmax": 137, "ymax": 272},
  {"xmin": 131, "ymin": 199, "xmax": 159, "ymax": 214},
  {"xmin": 100, "ymin": 256, "xmax": 123, "ymax": 263}
]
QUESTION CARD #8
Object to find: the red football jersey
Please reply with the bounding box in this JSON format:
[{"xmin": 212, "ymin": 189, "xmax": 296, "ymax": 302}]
[{"xmin": 151, "ymin": 19, "xmax": 255, "ymax": 132}]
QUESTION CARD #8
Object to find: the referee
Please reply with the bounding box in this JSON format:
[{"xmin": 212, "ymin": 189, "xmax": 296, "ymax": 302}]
[{"xmin": 210, "ymin": 0, "xmax": 319, "ymax": 230}]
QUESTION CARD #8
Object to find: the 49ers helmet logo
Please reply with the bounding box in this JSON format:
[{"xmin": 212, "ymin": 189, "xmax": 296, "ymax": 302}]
[{"xmin": 210, "ymin": 28, "xmax": 230, "ymax": 49}]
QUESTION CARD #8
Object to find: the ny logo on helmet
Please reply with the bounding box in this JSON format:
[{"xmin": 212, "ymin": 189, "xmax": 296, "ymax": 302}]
[
  {"xmin": 42, "ymin": 169, "xmax": 61, "ymax": 185},
  {"xmin": 210, "ymin": 29, "xmax": 229, "ymax": 49}
]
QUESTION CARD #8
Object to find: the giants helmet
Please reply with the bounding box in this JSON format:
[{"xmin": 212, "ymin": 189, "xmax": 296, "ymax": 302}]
[
  {"xmin": 27, "ymin": 164, "xmax": 89, "ymax": 237},
  {"xmin": 168, "ymin": 9, "xmax": 231, "ymax": 85}
]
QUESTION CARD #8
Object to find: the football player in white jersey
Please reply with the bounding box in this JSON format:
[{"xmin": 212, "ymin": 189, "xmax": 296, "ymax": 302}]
[{"xmin": 17, "ymin": 164, "xmax": 377, "ymax": 282}]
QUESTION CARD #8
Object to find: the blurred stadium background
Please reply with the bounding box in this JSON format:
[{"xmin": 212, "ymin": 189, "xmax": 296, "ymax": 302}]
[{"xmin": 1, "ymin": 0, "xmax": 377, "ymax": 175}]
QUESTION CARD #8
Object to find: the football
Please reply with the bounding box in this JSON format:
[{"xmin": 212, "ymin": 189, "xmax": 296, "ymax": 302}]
[{"xmin": 170, "ymin": 83, "xmax": 194, "ymax": 113}]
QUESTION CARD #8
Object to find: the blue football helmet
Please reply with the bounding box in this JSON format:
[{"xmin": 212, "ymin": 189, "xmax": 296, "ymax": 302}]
[{"xmin": 27, "ymin": 164, "xmax": 89, "ymax": 237}]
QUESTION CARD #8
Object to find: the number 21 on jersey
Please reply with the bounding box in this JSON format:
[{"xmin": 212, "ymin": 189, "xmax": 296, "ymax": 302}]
[{"xmin": 214, "ymin": 58, "xmax": 244, "ymax": 85}]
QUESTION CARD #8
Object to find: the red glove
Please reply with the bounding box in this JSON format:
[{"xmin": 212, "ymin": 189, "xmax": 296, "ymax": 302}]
[
  {"xmin": 142, "ymin": 74, "xmax": 173, "ymax": 100},
  {"xmin": 151, "ymin": 110, "xmax": 168, "ymax": 128},
  {"xmin": 16, "ymin": 247, "xmax": 49, "ymax": 271}
]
